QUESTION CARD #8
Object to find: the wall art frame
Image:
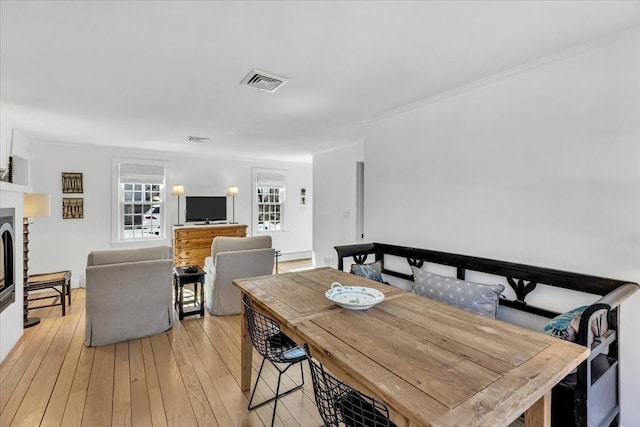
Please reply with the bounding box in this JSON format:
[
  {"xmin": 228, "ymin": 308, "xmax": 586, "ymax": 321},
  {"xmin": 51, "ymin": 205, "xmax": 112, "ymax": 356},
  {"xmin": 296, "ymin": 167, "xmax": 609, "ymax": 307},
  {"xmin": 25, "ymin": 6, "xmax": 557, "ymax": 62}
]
[
  {"xmin": 62, "ymin": 172, "xmax": 83, "ymax": 193},
  {"xmin": 62, "ymin": 198, "xmax": 84, "ymax": 219}
]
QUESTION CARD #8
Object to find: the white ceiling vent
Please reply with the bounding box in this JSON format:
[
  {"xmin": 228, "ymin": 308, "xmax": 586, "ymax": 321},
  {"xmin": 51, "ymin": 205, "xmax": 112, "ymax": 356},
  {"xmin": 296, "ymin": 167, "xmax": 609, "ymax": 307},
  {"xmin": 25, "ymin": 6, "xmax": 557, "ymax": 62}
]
[
  {"xmin": 185, "ymin": 136, "xmax": 210, "ymax": 143},
  {"xmin": 241, "ymin": 69, "xmax": 288, "ymax": 93}
]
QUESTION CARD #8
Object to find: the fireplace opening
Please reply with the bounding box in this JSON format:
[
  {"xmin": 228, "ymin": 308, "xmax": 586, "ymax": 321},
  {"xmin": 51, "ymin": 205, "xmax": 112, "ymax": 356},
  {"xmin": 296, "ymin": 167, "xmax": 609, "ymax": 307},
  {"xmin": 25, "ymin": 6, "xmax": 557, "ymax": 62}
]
[{"xmin": 0, "ymin": 208, "xmax": 16, "ymax": 314}]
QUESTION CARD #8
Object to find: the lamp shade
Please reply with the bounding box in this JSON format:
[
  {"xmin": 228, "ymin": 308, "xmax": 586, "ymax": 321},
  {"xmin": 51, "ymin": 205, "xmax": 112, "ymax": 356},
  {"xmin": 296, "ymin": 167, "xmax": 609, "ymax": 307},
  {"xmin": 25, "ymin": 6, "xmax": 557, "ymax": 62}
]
[
  {"xmin": 227, "ymin": 186, "xmax": 239, "ymax": 197},
  {"xmin": 171, "ymin": 185, "xmax": 185, "ymax": 196},
  {"xmin": 24, "ymin": 193, "xmax": 51, "ymax": 218}
]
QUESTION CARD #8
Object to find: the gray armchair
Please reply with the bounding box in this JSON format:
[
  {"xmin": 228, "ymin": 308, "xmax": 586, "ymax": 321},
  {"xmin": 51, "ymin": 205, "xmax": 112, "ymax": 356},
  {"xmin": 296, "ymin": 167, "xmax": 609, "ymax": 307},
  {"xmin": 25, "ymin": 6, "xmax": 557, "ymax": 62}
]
[
  {"xmin": 204, "ymin": 236, "xmax": 274, "ymax": 315},
  {"xmin": 84, "ymin": 245, "xmax": 173, "ymax": 346}
]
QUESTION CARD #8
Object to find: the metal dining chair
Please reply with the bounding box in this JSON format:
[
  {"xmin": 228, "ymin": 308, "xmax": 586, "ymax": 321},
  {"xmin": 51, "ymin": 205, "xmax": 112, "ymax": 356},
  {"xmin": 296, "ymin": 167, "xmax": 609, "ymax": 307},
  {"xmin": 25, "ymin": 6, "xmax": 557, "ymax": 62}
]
[
  {"xmin": 304, "ymin": 344, "xmax": 397, "ymax": 427},
  {"xmin": 242, "ymin": 297, "xmax": 307, "ymax": 427}
]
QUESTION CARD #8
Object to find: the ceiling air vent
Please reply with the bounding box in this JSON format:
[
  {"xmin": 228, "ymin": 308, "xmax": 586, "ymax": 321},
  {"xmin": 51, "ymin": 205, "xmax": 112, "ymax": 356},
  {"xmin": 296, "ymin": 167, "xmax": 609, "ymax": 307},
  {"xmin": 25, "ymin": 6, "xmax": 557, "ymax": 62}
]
[
  {"xmin": 186, "ymin": 136, "xmax": 210, "ymax": 143},
  {"xmin": 241, "ymin": 69, "xmax": 288, "ymax": 93}
]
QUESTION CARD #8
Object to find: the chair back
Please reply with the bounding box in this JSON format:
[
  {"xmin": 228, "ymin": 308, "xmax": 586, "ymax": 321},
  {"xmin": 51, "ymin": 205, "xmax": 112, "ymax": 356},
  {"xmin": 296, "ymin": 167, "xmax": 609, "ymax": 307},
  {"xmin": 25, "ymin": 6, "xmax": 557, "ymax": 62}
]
[
  {"xmin": 304, "ymin": 344, "xmax": 394, "ymax": 427},
  {"xmin": 84, "ymin": 245, "xmax": 173, "ymax": 347},
  {"xmin": 211, "ymin": 235, "xmax": 272, "ymax": 263},
  {"xmin": 242, "ymin": 297, "xmax": 301, "ymax": 363}
]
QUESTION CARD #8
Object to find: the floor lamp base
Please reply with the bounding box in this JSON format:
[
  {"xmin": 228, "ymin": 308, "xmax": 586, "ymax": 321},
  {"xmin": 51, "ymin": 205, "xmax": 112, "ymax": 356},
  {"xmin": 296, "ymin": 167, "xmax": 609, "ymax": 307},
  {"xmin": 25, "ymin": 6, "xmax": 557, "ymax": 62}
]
[{"xmin": 24, "ymin": 317, "xmax": 41, "ymax": 328}]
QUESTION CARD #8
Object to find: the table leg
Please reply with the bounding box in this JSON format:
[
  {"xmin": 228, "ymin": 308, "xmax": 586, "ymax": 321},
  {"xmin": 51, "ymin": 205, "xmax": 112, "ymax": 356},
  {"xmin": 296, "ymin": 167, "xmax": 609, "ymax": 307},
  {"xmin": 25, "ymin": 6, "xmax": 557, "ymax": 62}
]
[
  {"xmin": 178, "ymin": 279, "xmax": 184, "ymax": 320},
  {"xmin": 173, "ymin": 274, "xmax": 178, "ymax": 310},
  {"xmin": 61, "ymin": 282, "xmax": 66, "ymax": 316},
  {"xmin": 199, "ymin": 278, "xmax": 204, "ymax": 316},
  {"xmin": 67, "ymin": 278, "xmax": 72, "ymax": 306},
  {"xmin": 240, "ymin": 294, "xmax": 252, "ymax": 392},
  {"xmin": 524, "ymin": 392, "xmax": 551, "ymax": 427}
]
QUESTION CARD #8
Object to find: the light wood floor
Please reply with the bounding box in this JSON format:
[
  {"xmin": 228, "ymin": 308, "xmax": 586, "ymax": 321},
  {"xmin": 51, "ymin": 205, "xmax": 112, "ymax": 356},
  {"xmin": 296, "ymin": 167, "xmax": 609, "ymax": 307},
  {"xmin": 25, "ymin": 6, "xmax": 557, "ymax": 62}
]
[{"xmin": 1, "ymin": 260, "xmax": 323, "ymax": 427}]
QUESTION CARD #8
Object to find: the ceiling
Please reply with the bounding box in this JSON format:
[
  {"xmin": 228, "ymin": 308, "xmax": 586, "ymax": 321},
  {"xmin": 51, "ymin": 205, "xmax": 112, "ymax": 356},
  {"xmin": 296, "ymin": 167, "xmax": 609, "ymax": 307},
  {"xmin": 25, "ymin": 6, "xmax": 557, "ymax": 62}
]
[{"xmin": 1, "ymin": 1, "xmax": 638, "ymax": 163}]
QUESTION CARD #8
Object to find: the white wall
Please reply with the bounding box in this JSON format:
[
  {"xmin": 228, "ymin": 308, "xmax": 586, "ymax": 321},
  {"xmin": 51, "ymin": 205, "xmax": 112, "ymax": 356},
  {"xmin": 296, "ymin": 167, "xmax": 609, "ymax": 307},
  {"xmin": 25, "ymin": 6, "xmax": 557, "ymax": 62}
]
[
  {"xmin": 27, "ymin": 142, "xmax": 312, "ymax": 285},
  {"xmin": 363, "ymin": 30, "xmax": 639, "ymax": 425},
  {"xmin": 312, "ymin": 143, "xmax": 363, "ymax": 267}
]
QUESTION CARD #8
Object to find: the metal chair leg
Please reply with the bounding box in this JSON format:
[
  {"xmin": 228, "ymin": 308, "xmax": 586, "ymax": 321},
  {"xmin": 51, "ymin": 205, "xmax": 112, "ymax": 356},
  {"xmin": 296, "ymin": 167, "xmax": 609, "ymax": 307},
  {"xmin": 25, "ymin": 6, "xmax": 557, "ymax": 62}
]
[
  {"xmin": 247, "ymin": 356, "xmax": 305, "ymax": 426},
  {"xmin": 271, "ymin": 370, "xmax": 283, "ymax": 427},
  {"xmin": 247, "ymin": 357, "xmax": 267, "ymax": 410}
]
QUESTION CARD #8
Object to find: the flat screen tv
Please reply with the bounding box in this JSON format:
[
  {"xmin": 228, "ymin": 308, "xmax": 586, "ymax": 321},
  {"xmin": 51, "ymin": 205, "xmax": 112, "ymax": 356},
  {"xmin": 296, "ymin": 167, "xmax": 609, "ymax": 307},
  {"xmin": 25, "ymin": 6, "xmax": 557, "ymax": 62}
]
[{"xmin": 185, "ymin": 196, "xmax": 227, "ymax": 222}]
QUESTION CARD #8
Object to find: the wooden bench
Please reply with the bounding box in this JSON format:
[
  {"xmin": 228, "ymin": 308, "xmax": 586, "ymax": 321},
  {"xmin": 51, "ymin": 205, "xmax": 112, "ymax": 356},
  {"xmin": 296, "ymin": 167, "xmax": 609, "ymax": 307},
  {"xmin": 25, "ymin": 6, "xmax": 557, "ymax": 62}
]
[
  {"xmin": 26, "ymin": 270, "xmax": 72, "ymax": 316},
  {"xmin": 335, "ymin": 242, "xmax": 638, "ymax": 427}
]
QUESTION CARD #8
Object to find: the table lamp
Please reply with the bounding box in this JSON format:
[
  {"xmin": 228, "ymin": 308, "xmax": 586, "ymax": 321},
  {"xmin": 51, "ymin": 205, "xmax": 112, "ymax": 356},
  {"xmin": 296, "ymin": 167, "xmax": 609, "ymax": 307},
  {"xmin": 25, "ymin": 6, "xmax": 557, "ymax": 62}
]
[
  {"xmin": 23, "ymin": 193, "xmax": 51, "ymax": 328},
  {"xmin": 171, "ymin": 185, "xmax": 185, "ymax": 226},
  {"xmin": 227, "ymin": 186, "xmax": 238, "ymax": 224}
]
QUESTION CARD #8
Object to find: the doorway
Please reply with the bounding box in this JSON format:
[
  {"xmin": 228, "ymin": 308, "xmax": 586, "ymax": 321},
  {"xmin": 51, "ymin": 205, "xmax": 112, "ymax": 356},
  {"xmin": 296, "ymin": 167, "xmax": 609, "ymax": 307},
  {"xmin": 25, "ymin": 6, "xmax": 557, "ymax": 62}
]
[{"xmin": 356, "ymin": 162, "xmax": 364, "ymax": 242}]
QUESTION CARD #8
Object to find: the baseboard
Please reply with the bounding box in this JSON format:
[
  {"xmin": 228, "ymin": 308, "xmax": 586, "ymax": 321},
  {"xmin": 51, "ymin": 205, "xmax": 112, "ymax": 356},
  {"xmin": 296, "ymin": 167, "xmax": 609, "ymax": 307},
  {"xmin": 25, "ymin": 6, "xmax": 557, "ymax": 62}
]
[{"xmin": 277, "ymin": 251, "xmax": 312, "ymax": 262}]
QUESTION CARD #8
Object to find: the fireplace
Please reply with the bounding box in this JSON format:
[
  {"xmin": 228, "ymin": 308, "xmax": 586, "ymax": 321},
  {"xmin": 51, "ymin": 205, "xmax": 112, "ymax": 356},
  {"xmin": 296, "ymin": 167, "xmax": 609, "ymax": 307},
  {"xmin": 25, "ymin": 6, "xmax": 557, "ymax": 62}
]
[{"xmin": 0, "ymin": 208, "xmax": 15, "ymax": 314}]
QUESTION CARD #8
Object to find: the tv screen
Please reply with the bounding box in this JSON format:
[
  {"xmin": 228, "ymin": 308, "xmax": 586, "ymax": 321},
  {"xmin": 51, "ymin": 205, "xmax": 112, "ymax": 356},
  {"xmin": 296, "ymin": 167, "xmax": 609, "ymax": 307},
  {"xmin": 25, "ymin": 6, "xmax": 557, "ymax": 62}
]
[{"xmin": 185, "ymin": 196, "xmax": 227, "ymax": 222}]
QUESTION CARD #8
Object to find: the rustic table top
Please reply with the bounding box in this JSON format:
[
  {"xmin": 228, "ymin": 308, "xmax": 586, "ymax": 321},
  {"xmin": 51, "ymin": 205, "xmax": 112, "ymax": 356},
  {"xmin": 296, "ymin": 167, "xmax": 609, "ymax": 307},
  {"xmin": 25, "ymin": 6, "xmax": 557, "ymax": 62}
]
[{"xmin": 234, "ymin": 267, "xmax": 589, "ymax": 427}]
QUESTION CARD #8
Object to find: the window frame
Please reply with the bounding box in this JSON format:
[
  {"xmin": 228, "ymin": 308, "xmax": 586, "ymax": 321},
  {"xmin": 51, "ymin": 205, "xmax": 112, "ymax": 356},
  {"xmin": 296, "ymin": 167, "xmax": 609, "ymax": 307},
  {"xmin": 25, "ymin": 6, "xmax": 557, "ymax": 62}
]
[
  {"xmin": 252, "ymin": 168, "xmax": 287, "ymax": 234},
  {"xmin": 111, "ymin": 158, "xmax": 170, "ymax": 245}
]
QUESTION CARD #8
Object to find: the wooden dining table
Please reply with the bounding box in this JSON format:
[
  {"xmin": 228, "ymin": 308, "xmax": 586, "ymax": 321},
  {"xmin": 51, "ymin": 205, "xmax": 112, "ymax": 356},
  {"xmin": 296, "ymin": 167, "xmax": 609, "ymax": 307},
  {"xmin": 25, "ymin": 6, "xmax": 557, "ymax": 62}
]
[{"xmin": 234, "ymin": 267, "xmax": 589, "ymax": 427}]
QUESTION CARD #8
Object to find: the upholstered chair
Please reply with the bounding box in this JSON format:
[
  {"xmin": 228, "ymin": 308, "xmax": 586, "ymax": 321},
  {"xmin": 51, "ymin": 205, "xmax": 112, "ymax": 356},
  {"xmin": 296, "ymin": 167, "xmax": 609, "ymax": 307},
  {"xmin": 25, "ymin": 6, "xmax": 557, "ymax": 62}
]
[
  {"xmin": 203, "ymin": 235, "xmax": 274, "ymax": 315},
  {"xmin": 84, "ymin": 245, "xmax": 173, "ymax": 346}
]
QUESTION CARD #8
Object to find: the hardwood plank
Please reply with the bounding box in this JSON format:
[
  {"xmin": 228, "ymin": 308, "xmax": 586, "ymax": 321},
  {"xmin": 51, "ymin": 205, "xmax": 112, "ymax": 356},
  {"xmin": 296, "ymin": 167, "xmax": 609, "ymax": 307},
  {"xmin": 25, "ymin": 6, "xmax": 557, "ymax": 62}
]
[
  {"xmin": 33, "ymin": 291, "xmax": 87, "ymax": 427},
  {"xmin": 10, "ymin": 309, "xmax": 77, "ymax": 427},
  {"xmin": 81, "ymin": 344, "xmax": 115, "ymax": 427},
  {"xmin": 112, "ymin": 342, "xmax": 132, "ymax": 427},
  {"xmin": 199, "ymin": 315, "xmax": 243, "ymax": 383},
  {"xmin": 182, "ymin": 320, "xmax": 231, "ymax": 380},
  {"xmin": 0, "ymin": 337, "xmax": 30, "ymax": 384},
  {"xmin": 1, "ymin": 326, "xmax": 50, "ymax": 413},
  {"xmin": 0, "ymin": 315, "xmax": 63, "ymax": 426},
  {"xmin": 60, "ymin": 328, "xmax": 96, "ymax": 427},
  {"xmin": 149, "ymin": 333, "xmax": 198, "ymax": 426},
  {"xmin": 164, "ymin": 327, "xmax": 218, "ymax": 426},
  {"xmin": 128, "ymin": 339, "xmax": 152, "ymax": 427},
  {"xmin": 172, "ymin": 321, "xmax": 233, "ymax": 426},
  {"xmin": 140, "ymin": 337, "xmax": 168, "ymax": 427},
  {"xmin": 212, "ymin": 374, "xmax": 263, "ymax": 427}
]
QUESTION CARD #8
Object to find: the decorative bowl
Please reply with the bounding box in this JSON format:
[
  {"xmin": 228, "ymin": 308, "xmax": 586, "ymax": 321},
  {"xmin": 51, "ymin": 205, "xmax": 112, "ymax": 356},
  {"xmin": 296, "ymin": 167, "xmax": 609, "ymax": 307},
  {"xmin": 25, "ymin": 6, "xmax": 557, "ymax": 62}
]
[{"xmin": 325, "ymin": 282, "xmax": 385, "ymax": 310}]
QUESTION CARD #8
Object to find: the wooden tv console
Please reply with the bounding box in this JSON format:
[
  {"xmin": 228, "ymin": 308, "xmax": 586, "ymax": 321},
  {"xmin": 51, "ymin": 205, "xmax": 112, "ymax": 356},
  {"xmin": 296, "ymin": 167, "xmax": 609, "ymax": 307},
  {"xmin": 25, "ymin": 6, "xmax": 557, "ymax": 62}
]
[{"xmin": 173, "ymin": 224, "xmax": 247, "ymax": 268}]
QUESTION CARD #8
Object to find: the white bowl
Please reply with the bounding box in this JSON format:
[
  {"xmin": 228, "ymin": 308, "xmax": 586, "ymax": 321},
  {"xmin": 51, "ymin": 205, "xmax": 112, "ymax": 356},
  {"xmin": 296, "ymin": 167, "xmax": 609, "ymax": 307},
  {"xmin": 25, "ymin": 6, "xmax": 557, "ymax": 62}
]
[{"xmin": 325, "ymin": 282, "xmax": 385, "ymax": 310}]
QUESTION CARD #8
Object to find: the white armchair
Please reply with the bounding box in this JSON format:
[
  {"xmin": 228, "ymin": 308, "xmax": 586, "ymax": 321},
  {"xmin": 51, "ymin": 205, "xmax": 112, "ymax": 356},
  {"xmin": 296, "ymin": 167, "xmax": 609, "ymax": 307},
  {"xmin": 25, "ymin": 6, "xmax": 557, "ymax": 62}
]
[
  {"xmin": 85, "ymin": 245, "xmax": 173, "ymax": 346},
  {"xmin": 204, "ymin": 236, "xmax": 274, "ymax": 315}
]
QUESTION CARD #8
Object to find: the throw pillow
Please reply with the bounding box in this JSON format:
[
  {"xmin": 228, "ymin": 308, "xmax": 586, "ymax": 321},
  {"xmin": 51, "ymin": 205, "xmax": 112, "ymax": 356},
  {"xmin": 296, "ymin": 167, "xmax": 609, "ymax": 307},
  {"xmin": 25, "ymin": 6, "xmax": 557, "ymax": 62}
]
[
  {"xmin": 410, "ymin": 266, "xmax": 505, "ymax": 318},
  {"xmin": 542, "ymin": 306, "xmax": 588, "ymax": 342},
  {"xmin": 350, "ymin": 261, "xmax": 384, "ymax": 283}
]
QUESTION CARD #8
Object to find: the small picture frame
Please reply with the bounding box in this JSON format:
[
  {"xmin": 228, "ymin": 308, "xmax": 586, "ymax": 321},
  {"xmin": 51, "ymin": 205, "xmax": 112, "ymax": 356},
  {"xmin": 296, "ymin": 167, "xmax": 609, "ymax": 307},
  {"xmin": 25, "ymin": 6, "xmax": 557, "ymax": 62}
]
[
  {"xmin": 62, "ymin": 172, "xmax": 83, "ymax": 193},
  {"xmin": 62, "ymin": 198, "xmax": 84, "ymax": 219}
]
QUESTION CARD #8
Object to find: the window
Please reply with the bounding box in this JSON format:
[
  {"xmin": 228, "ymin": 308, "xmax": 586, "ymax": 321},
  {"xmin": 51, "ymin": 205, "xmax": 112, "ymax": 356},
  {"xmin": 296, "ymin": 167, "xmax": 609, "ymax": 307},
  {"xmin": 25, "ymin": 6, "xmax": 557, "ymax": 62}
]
[
  {"xmin": 113, "ymin": 159, "xmax": 168, "ymax": 242},
  {"xmin": 122, "ymin": 183, "xmax": 161, "ymax": 239},
  {"xmin": 254, "ymin": 170, "xmax": 286, "ymax": 232}
]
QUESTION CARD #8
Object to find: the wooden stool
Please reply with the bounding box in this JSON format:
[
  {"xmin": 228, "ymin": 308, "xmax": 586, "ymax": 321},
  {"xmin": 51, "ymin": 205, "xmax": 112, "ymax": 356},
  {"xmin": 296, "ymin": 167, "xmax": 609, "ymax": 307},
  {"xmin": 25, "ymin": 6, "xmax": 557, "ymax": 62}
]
[{"xmin": 26, "ymin": 270, "xmax": 72, "ymax": 317}]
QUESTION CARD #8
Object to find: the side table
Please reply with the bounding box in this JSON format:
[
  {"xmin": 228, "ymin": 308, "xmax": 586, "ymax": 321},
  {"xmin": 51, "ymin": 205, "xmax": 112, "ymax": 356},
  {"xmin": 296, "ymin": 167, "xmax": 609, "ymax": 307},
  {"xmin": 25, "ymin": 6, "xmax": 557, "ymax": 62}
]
[{"xmin": 173, "ymin": 266, "xmax": 205, "ymax": 320}]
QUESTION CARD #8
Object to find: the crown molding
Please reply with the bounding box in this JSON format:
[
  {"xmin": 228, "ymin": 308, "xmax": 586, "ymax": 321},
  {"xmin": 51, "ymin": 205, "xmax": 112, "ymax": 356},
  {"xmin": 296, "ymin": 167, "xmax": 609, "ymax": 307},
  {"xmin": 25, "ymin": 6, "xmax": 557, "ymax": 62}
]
[{"xmin": 364, "ymin": 25, "xmax": 640, "ymax": 125}]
